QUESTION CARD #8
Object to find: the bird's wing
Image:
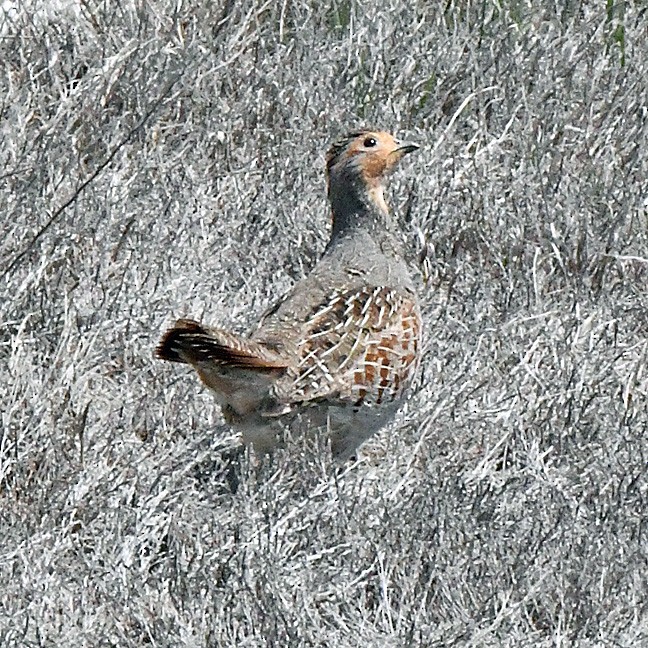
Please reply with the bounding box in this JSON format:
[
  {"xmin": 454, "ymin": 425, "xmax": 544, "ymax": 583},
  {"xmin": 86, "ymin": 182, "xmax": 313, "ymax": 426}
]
[{"xmin": 273, "ymin": 286, "xmax": 421, "ymax": 407}]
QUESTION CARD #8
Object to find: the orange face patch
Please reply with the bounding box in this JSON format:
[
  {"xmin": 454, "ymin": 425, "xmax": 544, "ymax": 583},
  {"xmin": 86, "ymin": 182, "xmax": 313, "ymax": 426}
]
[
  {"xmin": 359, "ymin": 154, "xmax": 389, "ymax": 182},
  {"xmin": 343, "ymin": 131, "xmax": 399, "ymax": 183},
  {"xmin": 325, "ymin": 129, "xmax": 417, "ymax": 186}
]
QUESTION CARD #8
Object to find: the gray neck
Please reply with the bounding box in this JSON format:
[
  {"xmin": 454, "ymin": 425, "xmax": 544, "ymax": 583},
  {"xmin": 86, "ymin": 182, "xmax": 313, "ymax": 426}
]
[{"xmin": 328, "ymin": 177, "xmax": 391, "ymax": 240}]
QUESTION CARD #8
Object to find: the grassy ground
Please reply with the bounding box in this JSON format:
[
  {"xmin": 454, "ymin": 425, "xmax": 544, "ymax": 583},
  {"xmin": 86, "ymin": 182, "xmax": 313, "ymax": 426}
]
[{"xmin": 1, "ymin": 1, "xmax": 647, "ymax": 646}]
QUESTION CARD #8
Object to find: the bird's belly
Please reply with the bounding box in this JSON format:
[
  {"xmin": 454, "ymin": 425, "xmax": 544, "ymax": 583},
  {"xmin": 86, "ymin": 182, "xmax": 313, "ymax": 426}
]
[{"xmin": 237, "ymin": 401, "xmax": 399, "ymax": 460}]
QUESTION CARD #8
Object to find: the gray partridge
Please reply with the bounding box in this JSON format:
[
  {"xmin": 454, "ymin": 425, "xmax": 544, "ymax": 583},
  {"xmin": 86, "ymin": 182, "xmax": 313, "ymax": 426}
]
[{"xmin": 156, "ymin": 129, "xmax": 421, "ymax": 459}]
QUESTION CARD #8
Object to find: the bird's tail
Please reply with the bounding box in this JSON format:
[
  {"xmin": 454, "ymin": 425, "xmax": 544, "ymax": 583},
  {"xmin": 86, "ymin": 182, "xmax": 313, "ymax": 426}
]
[{"xmin": 155, "ymin": 319, "xmax": 288, "ymax": 371}]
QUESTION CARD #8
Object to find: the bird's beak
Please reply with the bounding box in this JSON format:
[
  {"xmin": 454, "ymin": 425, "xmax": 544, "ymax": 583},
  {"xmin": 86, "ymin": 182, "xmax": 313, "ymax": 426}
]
[
  {"xmin": 389, "ymin": 141, "xmax": 419, "ymax": 164},
  {"xmin": 395, "ymin": 141, "xmax": 420, "ymax": 155}
]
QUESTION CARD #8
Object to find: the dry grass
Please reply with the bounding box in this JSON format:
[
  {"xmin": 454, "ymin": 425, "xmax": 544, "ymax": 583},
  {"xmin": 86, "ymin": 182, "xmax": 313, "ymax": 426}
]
[{"xmin": 1, "ymin": 1, "xmax": 647, "ymax": 646}]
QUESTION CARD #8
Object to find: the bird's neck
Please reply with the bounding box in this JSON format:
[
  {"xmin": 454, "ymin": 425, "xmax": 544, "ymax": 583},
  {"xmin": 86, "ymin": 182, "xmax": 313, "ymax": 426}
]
[{"xmin": 328, "ymin": 178, "xmax": 392, "ymax": 240}]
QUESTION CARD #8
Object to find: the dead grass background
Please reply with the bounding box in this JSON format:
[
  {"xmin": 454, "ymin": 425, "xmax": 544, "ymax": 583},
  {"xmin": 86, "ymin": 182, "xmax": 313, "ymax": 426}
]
[{"xmin": 1, "ymin": 1, "xmax": 647, "ymax": 646}]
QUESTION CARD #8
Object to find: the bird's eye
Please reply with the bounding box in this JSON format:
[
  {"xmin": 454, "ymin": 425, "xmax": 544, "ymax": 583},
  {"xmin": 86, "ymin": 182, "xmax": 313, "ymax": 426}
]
[{"xmin": 363, "ymin": 137, "xmax": 377, "ymax": 148}]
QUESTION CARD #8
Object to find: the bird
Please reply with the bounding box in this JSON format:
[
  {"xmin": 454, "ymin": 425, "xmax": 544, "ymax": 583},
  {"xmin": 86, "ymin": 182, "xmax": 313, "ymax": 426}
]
[{"xmin": 156, "ymin": 129, "xmax": 421, "ymax": 460}]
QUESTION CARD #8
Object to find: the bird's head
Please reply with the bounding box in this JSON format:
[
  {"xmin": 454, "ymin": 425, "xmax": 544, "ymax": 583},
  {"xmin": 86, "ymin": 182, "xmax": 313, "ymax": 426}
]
[{"xmin": 325, "ymin": 129, "xmax": 419, "ymax": 218}]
